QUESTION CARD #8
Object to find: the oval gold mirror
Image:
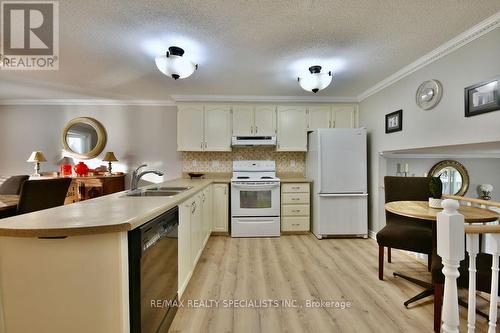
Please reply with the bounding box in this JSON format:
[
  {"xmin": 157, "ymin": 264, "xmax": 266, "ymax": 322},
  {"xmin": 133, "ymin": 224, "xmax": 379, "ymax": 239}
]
[
  {"xmin": 428, "ymin": 160, "xmax": 469, "ymax": 196},
  {"xmin": 62, "ymin": 117, "xmax": 107, "ymax": 159}
]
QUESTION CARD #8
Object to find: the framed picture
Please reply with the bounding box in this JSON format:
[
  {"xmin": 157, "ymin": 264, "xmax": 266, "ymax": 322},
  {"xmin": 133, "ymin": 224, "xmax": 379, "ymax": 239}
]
[
  {"xmin": 465, "ymin": 77, "xmax": 500, "ymax": 117},
  {"xmin": 385, "ymin": 109, "xmax": 403, "ymax": 133}
]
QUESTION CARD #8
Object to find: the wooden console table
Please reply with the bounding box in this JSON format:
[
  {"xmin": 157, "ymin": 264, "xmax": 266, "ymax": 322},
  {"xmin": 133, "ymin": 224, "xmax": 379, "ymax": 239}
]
[
  {"xmin": 64, "ymin": 175, "xmax": 126, "ymax": 204},
  {"xmin": 35, "ymin": 174, "xmax": 126, "ymax": 204}
]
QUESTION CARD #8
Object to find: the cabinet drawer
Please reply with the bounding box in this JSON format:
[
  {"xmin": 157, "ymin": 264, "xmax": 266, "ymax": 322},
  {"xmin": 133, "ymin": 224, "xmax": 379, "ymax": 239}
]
[
  {"xmin": 282, "ymin": 193, "xmax": 310, "ymax": 204},
  {"xmin": 282, "ymin": 204, "xmax": 310, "ymax": 216},
  {"xmin": 281, "ymin": 217, "xmax": 310, "ymax": 232},
  {"xmin": 282, "ymin": 183, "xmax": 309, "ymax": 193}
]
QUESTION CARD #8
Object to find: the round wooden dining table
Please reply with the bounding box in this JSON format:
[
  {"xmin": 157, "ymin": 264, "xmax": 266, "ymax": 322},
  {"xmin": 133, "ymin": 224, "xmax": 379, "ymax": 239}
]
[
  {"xmin": 384, "ymin": 200, "xmax": 500, "ymax": 308},
  {"xmin": 385, "ymin": 200, "xmax": 500, "ymax": 223}
]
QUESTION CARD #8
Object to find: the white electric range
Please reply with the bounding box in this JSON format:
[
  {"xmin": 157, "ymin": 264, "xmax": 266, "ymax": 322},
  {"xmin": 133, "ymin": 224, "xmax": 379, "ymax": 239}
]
[{"xmin": 231, "ymin": 160, "xmax": 281, "ymax": 237}]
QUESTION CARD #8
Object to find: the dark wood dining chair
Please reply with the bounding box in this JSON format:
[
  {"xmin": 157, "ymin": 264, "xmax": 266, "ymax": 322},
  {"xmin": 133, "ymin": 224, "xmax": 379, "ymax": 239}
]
[
  {"xmin": 17, "ymin": 178, "xmax": 72, "ymax": 215},
  {"xmin": 377, "ymin": 176, "xmax": 433, "ymax": 281},
  {"xmin": 0, "ymin": 175, "xmax": 29, "ymax": 195}
]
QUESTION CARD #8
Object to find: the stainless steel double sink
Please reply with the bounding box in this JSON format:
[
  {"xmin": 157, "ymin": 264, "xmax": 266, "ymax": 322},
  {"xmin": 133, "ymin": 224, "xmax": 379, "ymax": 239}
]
[{"xmin": 126, "ymin": 186, "xmax": 193, "ymax": 197}]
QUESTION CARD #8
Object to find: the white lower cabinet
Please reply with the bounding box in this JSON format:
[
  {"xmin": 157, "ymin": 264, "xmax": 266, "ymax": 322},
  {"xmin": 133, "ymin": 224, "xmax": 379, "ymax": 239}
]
[
  {"xmin": 178, "ymin": 199, "xmax": 193, "ymax": 297},
  {"xmin": 212, "ymin": 183, "xmax": 229, "ymax": 233},
  {"xmin": 178, "ymin": 183, "xmax": 228, "ymax": 298},
  {"xmin": 281, "ymin": 182, "xmax": 311, "ymax": 233}
]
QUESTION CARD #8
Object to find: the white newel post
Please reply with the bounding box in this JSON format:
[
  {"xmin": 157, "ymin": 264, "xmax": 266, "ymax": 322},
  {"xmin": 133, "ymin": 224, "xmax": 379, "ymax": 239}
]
[
  {"xmin": 437, "ymin": 199, "xmax": 465, "ymax": 333},
  {"xmin": 466, "ymin": 233, "xmax": 479, "ymax": 333}
]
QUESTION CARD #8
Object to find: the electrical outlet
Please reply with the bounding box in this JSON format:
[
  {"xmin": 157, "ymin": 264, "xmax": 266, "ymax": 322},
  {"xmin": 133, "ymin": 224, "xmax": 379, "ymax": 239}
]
[
  {"xmin": 212, "ymin": 160, "xmax": 220, "ymax": 168},
  {"xmin": 290, "ymin": 160, "xmax": 296, "ymax": 168},
  {"xmin": 192, "ymin": 159, "xmax": 197, "ymax": 167}
]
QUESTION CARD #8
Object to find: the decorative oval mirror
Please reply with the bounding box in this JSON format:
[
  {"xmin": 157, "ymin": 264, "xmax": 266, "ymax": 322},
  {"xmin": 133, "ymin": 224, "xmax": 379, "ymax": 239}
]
[
  {"xmin": 428, "ymin": 160, "xmax": 469, "ymax": 196},
  {"xmin": 62, "ymin": 117, "xmax": 107, "ymax": 159}
]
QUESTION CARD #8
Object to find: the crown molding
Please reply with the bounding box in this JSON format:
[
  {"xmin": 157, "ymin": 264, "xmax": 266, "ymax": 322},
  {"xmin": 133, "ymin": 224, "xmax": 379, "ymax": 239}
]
[
  {"xmin": 172, "ymin": 94, "xmax": 358, "ymax": 103},
  {"xmin": 0, "ymin": 99, "xmax": 177, "ymax": 107},
  {"xmin": 357, "ymin": 11, "xmax": 500, "ymax": 102}
]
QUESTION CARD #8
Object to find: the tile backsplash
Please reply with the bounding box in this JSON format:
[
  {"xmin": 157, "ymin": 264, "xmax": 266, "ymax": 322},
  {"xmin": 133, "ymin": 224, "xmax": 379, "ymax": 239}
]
[{"xmin": 182, "ymin": 147, "xmax": 306, "ymax": 174}]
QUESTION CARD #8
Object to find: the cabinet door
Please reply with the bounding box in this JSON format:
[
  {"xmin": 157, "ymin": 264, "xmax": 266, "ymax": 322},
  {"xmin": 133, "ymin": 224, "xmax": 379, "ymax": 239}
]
[
  {"xmin": 277, "ymin": 106, "xmax": 307, "ymax": 151},
  {"xmin": 190, "ymin": 195, "xmax": 202, "ymax": 267},
  {"xmin": 201, "ymin": 187, "xmax": 212, "ymax": 244},
  {"xmin": 178, "ymin": 199, "xmax": 192, "ymax": 297},
  {"xmin": 307, "ymin": 106, "xmax": 332, "ymax": 131},
  {"xmin": 254, "ymin": 105, "xmax": 276, "ymax": 136},
  {"xmin": 177, "ymin": 104, "xmax": 205, "ymax": 151},
  {"xmin": 232, "ymin": 105, "xmax": 254, "ymax": 136},
  {"xmin": 332, "ymin": 104, "xmax": 356, "ymax": 128},
  {"xmin": 205, "ymin": 105, "xmax": 232, "ymax": 151},
  {"xmin": 212, "ymin": 184, "xmax": 229, "ymax": 232}
]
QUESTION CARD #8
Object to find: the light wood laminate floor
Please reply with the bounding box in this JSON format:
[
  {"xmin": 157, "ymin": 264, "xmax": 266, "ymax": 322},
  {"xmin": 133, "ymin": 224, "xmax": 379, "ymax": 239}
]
[{"xmin": 169, "ymin": 235, "xmax": 490, "ymax": 333}]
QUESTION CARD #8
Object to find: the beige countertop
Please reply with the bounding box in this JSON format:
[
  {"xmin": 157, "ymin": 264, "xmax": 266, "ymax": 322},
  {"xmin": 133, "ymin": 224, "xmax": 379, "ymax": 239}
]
[
  {"xmin": 277, "ymin": 173, "xmax": 312, "ymax": 183},
  {"xmin": 0, "ymin": 178, "xmax": 229, "ymax": 238},
  {"xmin": 182, "ymin": 172, "xmax": 311, "ymax": 183},
  {"xmin": 0, "ymin": 173, "xmax": 311, "ymax": 238},
  {"xmin": 279, "ymin": 177, "xmax": 312, "ymax": 183}
]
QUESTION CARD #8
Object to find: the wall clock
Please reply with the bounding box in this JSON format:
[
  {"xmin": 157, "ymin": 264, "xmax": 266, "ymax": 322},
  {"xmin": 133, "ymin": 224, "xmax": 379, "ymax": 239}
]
[{"xmin": 416, "ymin": 79, "xmax": 443, "ymax": 110}]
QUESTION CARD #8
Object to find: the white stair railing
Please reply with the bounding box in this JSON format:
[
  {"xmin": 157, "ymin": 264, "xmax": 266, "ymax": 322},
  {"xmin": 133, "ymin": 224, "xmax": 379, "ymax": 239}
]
[
  {"xmin": 438, "ymin": 199, "xmax": 465, "ymax": 333},
  {"xmin": 438, "ymin": 197, "xmax": 500, "ymax": 333}
]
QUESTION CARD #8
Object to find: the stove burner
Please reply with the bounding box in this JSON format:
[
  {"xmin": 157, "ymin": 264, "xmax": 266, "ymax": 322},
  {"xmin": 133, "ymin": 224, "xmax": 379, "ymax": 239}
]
[
  {"xmin": 237, "ymin": 176, "xmax": 250, "ymax": 179},
  {"xmin": 261, "ymin": 176, "xmax": 273, "ymax": 179}
]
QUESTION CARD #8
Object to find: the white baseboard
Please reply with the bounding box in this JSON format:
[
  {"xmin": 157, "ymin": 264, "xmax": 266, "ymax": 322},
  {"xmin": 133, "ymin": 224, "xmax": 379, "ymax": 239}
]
[{"xmin": 368, "ymin": 230, "xmax": 377, "ymax": 240}]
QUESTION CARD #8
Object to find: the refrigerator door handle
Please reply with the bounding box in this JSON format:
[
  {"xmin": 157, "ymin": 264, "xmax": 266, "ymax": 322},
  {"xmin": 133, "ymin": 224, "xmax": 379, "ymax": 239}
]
[{"xmin": 319, "ymin": 193, "xmax": 369, "ymax": 197}]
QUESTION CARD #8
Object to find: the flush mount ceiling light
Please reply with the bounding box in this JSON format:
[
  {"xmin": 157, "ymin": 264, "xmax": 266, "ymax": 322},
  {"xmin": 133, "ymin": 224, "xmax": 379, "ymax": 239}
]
[
  {"xmin": 155, "ymin": 46, "xmax": 198, "ymax": 80},
  {"xmin": 298, "ymin": 66, "xmax": 333, "ymax": 93}
]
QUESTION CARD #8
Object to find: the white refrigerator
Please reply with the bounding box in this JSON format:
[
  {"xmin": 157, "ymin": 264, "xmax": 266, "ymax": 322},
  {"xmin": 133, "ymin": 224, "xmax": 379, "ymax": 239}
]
[{"xmin": 306, "ymin": 128, "xmax": 368, "ymax": 239}]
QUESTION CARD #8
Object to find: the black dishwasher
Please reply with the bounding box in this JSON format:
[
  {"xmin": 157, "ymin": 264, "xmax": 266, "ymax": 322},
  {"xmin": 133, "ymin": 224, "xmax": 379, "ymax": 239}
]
[{"xmin": 128, "ymin": 207, "xmax": 179, "ymax": 333}]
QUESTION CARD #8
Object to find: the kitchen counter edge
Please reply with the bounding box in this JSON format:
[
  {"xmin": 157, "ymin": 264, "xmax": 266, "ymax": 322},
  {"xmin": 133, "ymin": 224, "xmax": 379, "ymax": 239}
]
[{"xmin": 0, "ymin": 178, "xmax": 230, "ymax": 238}]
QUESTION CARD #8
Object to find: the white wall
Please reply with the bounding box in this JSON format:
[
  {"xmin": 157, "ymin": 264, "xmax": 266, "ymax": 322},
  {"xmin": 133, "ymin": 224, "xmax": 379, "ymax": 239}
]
[
  {"xmin": 386, "ymin": 158, "xmax": 500, "ymax": 201},
  {"xmin": 0, "ymin": 104, "xmax": 181, "ymax": 187},
  {"xmin": 359, "ymin": 27, "xmax": 500, "ymax": 233}
]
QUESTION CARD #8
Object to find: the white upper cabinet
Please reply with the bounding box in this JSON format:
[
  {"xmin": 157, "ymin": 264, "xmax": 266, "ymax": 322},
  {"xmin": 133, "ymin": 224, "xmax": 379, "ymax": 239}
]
[
  {"xmin": 205, "ymin": 105, "xmax": 232, "ymax": 151},
  {"xmin": 277, "ymin": 106, "xmax": 307, "ymax": 151},
  {"xmin": 232, "ymin": 105, "xmax": 276, "ymax": 137},
  {"xmin": 178, "ymin": 103, "xmax": 357, "ymax": 151},
  {"xmin": 232, "ymin": 105, "xmax": 254, "ymax": 136},
  {"xmin": 177, "ymin": 104, "xmax": 205, "ymax": 151},
  {"xmin": 307, "ymin": 105, "xmax": 332, "ymax": 131},
  {"xmin": 254, "ymin": 105, "xmax": 276, "ymax": 136},
  {"xmin": 177, "ymin": 104, "xmax": 231, "ymax": 151},
  {"xmin": 332, "ymin": 104, "xmax": 356, "ymax": 128}
]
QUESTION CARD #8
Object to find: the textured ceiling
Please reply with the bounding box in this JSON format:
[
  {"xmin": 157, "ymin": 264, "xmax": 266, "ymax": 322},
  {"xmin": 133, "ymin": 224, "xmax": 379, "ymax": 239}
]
[{"xmin": 1, "ymin": 0, "xmax": 499, "ymax": 100}]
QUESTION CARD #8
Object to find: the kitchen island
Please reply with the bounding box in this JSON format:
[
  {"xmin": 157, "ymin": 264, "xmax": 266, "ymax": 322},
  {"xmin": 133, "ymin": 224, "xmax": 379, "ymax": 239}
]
[{"xmin": 0, "ymin": 177, "xmax": 229, "ymax": 333}]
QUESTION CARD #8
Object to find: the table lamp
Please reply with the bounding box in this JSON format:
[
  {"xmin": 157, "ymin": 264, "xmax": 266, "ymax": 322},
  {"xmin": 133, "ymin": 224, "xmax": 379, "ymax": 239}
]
[
  {"xmin": 27, "ymin": 151, "xmax": 47, "ymax": 177},
  {"xmin": 102, "ymin": 152, "xmax": 118, "ymax": 176}
]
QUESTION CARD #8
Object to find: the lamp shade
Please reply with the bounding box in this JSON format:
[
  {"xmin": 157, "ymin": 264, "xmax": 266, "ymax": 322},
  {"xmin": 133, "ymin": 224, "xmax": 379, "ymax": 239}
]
[
  {"xmin": 27, "ymin": 151, "xmax": 47, "ymax": 162},
  {"xmin": 58, "ymin": 156, "xmax": 75, "ymax": 165},
  {"xmin": 155, "ymin": 46, "xmax": 198, "ymax": 80},
  {"xmin": 298, "ymin": 65, "xmax": 333, "ymax": 93},
  {"xmin": 102, "ymin": 151, "xmax": 118, "ymax": 162}
]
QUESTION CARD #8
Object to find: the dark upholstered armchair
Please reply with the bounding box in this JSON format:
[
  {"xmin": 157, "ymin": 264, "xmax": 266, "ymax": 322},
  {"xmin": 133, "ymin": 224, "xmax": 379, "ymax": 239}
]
[
  {"xmin": 0, "ymin": 175, "xmax": 29, "ymax": 195},
  {"xmin": 377, "ymin": 176, "xmax": 433, "ymax": 280},
  {"xmin": 17, "ymin": 178, "xmax": 72, "ymax": 215}
]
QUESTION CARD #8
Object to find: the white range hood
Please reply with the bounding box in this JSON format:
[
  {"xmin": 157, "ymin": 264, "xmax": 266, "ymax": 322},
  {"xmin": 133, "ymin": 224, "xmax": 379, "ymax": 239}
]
[{"xmin": 231, "ymin": 136, "xmax": 277, "ymax": 147}]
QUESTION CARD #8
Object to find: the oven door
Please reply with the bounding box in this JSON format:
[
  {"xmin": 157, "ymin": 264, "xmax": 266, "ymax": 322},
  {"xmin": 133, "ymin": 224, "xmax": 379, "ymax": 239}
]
[{"xmin": 231, "ymin": 182, "xmax": 280, "ymax": 217}]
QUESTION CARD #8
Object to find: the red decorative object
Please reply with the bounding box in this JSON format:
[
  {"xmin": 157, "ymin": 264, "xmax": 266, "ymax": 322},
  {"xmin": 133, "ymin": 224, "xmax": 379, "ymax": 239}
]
[
  {"xmin": 74, "ymin": 162, "xmax": 90, "ymax": 176},
  {"xmin": 60, "ymin": 164, "xmax": 73, "ymax": 176}
]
